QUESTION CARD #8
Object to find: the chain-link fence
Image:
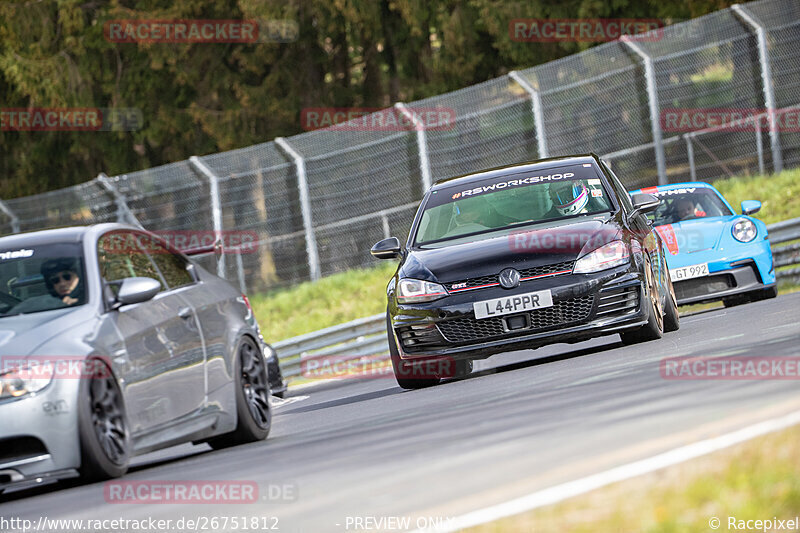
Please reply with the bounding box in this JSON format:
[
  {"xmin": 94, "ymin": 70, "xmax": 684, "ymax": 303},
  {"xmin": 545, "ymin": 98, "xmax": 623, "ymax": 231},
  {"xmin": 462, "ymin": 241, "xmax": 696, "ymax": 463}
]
[{"xmin": 1, "ymin": 0, "xmax": 798, "ymax": 295}]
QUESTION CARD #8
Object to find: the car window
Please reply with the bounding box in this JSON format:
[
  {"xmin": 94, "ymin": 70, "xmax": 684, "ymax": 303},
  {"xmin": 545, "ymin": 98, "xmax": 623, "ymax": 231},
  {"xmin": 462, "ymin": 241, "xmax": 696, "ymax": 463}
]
[
  {"xmin": 0, "ymin": 243, "xmax": 87, "ymax": 317},
  {"xmin": 97, "ymin": 230, "xmax": 165, "ymax": 294},
  {"xmin": 415, "ymin": 164, "xmax": 612, "ymax": 246},
  {"xmin": 137, "ymin": 235, "xmax": 195, "ymax": 289},
  {"xmin": 648, "ymin": 188, "xmax": 733, "ymax": 225}
]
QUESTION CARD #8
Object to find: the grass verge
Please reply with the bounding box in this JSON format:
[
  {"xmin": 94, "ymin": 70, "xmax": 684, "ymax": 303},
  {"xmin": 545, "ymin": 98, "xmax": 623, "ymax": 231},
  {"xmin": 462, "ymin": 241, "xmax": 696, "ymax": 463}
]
[
  {"xmin": 252, "ymin": 168, "xmax": 800, "ymax": 342},
  {"xmin": 465, "ymin": 423, "xmax": 800, "ymax": 532}
]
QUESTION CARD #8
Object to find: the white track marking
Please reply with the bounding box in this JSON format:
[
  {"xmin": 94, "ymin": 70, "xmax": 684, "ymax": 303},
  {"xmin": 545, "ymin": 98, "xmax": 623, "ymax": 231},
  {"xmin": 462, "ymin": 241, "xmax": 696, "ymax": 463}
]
[{"xmin": 412, "ymin": 409, "xmax": 800, "ymax": 532}]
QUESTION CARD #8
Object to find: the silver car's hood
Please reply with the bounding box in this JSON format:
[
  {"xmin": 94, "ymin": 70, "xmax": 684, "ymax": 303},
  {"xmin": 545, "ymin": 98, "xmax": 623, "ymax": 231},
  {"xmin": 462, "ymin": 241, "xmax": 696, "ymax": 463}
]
[{"xmin": 0, "ymin": 306, "xmax": 93, "ymax": 357}]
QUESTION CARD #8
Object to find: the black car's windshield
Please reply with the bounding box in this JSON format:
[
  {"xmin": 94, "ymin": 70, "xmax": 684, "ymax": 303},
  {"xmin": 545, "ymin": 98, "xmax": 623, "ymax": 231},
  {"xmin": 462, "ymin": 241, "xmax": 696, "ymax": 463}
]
[
  {"xmin": 0, "ymin": 243, "xmax": 87, "ymax": 318},
  {"xmin": 414, "ymin": 164, "xmax": 612, "ymax": 246},
  {"xmin": 647, "ymin": 187, "xmax": 733, "ymax": 226}
]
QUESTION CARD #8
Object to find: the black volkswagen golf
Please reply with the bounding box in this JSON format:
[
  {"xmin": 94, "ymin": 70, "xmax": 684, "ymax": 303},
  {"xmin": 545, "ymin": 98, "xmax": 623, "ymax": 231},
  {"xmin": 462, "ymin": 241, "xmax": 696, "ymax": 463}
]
[{"xmin": 371, "ymin": 154, "xmax": 679, "ymax": 389}]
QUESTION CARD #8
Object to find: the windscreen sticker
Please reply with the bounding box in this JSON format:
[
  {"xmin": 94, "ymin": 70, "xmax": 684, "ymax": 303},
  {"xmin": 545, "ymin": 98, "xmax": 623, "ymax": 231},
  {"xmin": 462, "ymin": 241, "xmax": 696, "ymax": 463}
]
[
  {"xmin": 646, "ymin": 187, "xmax": 696, "ymax": 196},
  {"xmin": 591, "ymin": 189, "xmax": 603, "ymax": 197},
  {"xmin": 451, "ymin": 172, "xmax": 575, "ymax": 200},
  {"xmin": 0, "ymin": 249, "xmax": 34, "ymax": 260}
]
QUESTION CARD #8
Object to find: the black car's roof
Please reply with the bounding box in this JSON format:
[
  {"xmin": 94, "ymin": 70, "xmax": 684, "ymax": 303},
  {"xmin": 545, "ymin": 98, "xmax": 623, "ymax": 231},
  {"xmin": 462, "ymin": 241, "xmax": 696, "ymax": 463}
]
[{"xmin": 431, "ymin": 154, "xmax": 601, "ymax": 191}]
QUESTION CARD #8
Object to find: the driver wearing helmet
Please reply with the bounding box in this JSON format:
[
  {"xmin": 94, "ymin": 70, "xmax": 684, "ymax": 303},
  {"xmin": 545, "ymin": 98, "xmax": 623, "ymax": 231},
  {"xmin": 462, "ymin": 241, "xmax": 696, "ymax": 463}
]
[{"xmin": 545, "ymin": 180, "xmax": 596, "ymax": 219}]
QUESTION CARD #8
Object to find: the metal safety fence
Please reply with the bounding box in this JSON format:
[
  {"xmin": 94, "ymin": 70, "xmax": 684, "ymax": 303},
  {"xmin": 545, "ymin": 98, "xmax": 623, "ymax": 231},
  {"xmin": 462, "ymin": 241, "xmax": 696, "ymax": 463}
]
[
  {"xmin": 1, "ymin": 0, "xmax": 799, "ymax": 295},
  {"xmin": 274, "ymin": 217, "xmax": 800, "ymax": 384}
]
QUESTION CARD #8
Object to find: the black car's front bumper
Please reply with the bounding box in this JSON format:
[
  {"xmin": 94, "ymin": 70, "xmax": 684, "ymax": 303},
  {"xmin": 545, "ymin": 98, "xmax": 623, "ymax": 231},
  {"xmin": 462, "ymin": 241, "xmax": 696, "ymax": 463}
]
[{"xmin": 389, "ymin": 264, "xmax": 649, "ymax": 362}]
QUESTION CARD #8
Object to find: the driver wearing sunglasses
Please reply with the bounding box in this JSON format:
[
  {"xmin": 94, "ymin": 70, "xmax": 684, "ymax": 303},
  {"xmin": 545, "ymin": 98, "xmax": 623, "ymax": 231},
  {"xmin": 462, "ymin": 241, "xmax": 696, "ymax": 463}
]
[{"xmin": 41, "ymin": 258, "xmax": 84, "ymax": 306}]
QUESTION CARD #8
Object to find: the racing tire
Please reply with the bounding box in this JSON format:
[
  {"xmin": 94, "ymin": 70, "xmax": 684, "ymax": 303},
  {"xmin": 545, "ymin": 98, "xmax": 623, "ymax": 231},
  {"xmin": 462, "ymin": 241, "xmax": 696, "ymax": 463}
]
[
  {"xmin": 662, "ymin": 270, "xmax": 680, "ymax": 333},
  {"xmin": 77, "ymin": 358, "xmax": 131, "ymax": 481},
  {"xmin": 208, "ymin": 336, "xmax": 271, "ymax": 450},
  {"xmin": 388, "ymin": 315, "xmax": 441, "ymax": 390},
  {"xmin": 620, "ymin": 263, "xmax": 664, "ymax": 345}
]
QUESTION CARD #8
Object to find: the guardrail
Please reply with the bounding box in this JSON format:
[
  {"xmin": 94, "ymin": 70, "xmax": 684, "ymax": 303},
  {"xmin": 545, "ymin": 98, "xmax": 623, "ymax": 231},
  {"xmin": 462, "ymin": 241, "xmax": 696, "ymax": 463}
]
[
  {"xmin": 273, "ymin": 217, "xmax": 800, "ymax": 384},
  {"xmin": 273, "ymin": 314, "xmax": 388, "ymax": 381},
  {"xmin": 770, "ymin": 217, "xmax": 800, "ymax": 283}
]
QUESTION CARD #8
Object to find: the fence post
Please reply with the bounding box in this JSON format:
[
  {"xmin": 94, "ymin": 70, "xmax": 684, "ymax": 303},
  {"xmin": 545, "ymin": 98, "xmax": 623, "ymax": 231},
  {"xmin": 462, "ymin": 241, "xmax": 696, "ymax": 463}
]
[
  {"xmin": 508, "ymin": 71, "xmax": 548, "ymax": 159},
  {"xmin": 394, "ymin": 103, "xmax": 433, "ymax": 190},
  {"xmin": 622, "ymin": 37, "xmax": 667, "ymax": 185},
  {"xmin": 684, "ymin": 135, "xmax": 697, "ymax": 181},
  {"xmin": 275, "ymin": 137, "xmax": 321, "ymax": 281},
  {"xmin": 755, "ymin": 121, "xmax": 766, "ymax": 176},
  {"xmin": 0, "ymin": 199, "xmax": 20, "ymax": 234},
  {"xmin": 96, "ymin": 173, "xmax": 142, "ymax": 228},
  {"xmin": 189, "ymin": 156, "xmax": 226, "ymax": 278},
  {"xmin": 235, "ymin": 252, "xmax": 247, "ymax": 295},
  {"xmin": 731, "ymin": 4, "xmax": 783, "ymax": 174}
]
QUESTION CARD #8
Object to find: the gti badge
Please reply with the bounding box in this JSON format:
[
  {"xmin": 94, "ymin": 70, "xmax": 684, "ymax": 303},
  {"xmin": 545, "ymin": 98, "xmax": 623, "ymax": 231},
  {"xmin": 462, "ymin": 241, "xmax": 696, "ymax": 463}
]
[{"xmin": 498, "ymin": 268, "xmax": 521, "ymax": 289}]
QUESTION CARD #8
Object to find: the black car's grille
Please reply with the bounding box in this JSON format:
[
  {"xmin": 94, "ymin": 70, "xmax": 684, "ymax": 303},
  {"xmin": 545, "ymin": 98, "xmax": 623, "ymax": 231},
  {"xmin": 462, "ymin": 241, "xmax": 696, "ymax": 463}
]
[
  {"xmin": 596, "ymin": 285, "xmax": 639, "ymax": 318},
  {"xmin": 447, "ymin": 261, "xmax": 575, "ymax": 292},
  {"xmin": 437, "ymin": 294, "xmax": 595, "ymax": 344}
]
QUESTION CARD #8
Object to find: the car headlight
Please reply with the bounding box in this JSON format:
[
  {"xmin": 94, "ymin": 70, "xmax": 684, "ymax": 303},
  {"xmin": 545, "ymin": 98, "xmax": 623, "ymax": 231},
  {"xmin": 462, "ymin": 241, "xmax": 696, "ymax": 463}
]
[
  {"xmin": 397, "ymin": 279, "xmax": 448, "ymax": 303},
  {"xmin": 732, "ymin": 218, "xmax": 757, "ymax": 243},
  {"xmin": 0, "ymin": 365, "xmax": 53, "ymax": 400},
  {"xmin": 573, "ymin": 240, "xmax": 630, "ymax": 274}
]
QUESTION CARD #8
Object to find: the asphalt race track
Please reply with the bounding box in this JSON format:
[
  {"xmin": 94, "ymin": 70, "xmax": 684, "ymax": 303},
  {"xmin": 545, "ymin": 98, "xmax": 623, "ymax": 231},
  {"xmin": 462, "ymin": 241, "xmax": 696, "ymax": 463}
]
[{"xmin": 3, "ymin": 293, "xmax": 800, "ymax": 532}]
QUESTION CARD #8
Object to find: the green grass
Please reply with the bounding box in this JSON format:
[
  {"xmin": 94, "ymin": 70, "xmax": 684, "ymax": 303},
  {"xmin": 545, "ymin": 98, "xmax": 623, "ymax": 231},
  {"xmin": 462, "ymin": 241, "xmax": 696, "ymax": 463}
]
[
  {"xmin": 250, "ymin": 261, "xmax": 397, "ymax": 341},
  {"xmin": 466, "ymin": 423, "xmax": 800, "ymax": 533},
  {"xmin": 711, "ymin": 167, "xmax": 800, "ymax": 225},
  {"xmin": 252, "ymin": 168, "xmax": 800, "ymax": 342}
]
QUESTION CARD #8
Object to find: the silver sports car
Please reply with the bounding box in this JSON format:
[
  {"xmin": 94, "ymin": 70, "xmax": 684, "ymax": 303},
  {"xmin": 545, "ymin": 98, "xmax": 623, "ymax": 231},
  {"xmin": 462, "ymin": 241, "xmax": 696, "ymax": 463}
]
[{"xmin": 0, "ymin": 224, "xmax": 277, "ymax": 492}]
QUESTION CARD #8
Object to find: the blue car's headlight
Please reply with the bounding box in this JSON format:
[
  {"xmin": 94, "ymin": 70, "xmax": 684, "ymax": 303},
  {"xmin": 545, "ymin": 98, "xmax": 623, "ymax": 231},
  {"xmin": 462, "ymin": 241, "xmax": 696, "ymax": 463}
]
[{"xmin": 732, "ymin": 218, "xmax": 757, "ymax": 243}]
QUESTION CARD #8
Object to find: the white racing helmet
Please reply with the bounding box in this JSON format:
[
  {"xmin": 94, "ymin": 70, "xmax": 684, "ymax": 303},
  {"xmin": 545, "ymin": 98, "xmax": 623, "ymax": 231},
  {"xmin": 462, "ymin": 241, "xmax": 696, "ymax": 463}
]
[{"xmin": 549, "ymin": 181, "xmax": 589, "ymax": 216}]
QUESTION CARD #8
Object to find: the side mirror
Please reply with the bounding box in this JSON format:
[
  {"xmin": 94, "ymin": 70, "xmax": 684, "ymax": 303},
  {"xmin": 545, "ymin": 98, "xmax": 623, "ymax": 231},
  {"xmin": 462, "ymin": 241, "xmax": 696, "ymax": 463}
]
[
  {"xmin": 116, "ymin": 277, "xmax": 161, "ymax": 306},
  {"xmin": 370, "ymin": 237, "xmax": 401, "ymax": 259},
  {"xmin": 630, "ymin": 193, "xmax": 660, "ymax": 217},
  {"xmin": 741, "ymin": 200, "xmax": 761, "ymax": 216}
]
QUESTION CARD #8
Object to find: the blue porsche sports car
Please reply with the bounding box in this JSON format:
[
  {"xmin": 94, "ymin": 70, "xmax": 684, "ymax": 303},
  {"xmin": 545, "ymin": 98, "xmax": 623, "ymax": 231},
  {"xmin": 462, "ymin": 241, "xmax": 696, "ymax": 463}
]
[{"xmin": 628, "ymin": 182, "xmax": 776, "ymax": 307}]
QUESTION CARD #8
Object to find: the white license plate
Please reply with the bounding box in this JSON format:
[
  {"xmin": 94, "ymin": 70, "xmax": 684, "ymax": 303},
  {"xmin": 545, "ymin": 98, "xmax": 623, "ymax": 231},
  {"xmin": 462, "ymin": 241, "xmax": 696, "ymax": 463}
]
[
  {"xmin": 669, "ymin": 263, "xmax": 709, "ymax": 281},
  {"xmin": 473, "ymin": 290, "xmax": 553, "ymax": 319}
]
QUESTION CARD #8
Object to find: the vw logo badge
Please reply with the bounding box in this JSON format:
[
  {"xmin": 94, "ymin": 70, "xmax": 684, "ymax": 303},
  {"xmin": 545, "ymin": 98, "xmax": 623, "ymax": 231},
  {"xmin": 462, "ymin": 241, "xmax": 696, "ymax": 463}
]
[{"xmin": 498, "ymin": 268, "xmax": 521, "ymax": 289}]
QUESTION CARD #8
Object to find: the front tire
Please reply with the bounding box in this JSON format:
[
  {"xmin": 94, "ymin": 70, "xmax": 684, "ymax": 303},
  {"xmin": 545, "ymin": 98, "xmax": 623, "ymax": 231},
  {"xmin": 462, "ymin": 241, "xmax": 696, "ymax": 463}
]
[
  {"xmin": 663, "ymin": 270, "xmax": 680, "ymax": 333},
  {"xmin": 209, "ymin": 337, "xmax": 271, "ymax": 449},
  {"xmin": 620, "ymin": 262, "xmax": 664, "ymax": 345},
  {"xmin": 77, "ymin": 359, "xmax": 131, "ymax": 481}
]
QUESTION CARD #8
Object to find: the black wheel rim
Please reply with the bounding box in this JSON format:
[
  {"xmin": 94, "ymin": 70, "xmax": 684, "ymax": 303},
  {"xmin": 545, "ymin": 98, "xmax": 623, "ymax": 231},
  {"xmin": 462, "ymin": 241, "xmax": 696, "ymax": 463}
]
[
  {"xmin": 89, "ymin": 368, "xmax": 127, "ymax": 465},
  {"xmin": 240, "ymin": 341, "xmax": 270, "ymax": 429}
]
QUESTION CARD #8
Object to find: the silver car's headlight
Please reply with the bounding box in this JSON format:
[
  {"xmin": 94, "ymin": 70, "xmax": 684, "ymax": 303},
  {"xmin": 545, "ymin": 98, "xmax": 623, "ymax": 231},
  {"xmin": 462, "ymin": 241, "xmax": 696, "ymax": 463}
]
[
  {"xmin": 0, "ymin": 365, "xmax": 53, "ymax": 400},
  {"xmin": 732, "ymin": 218, "xmax": 757, "ymax": 243},
  {"xmin": 397, "ymin": 279, "xmax": 448, "ymax": 303},
  {"xmin": 573, "ymin": 240, "xmax": 630, "ymax": 274}
]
